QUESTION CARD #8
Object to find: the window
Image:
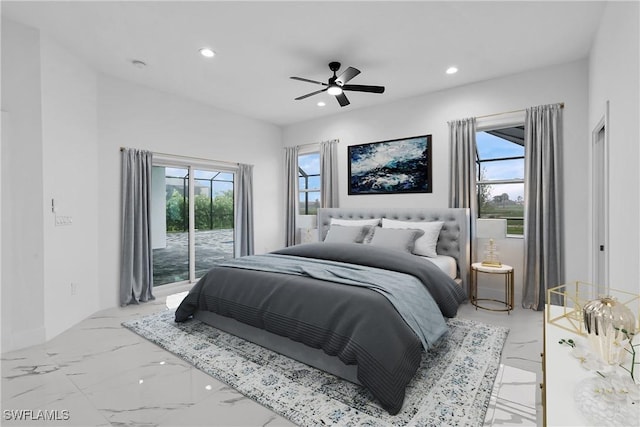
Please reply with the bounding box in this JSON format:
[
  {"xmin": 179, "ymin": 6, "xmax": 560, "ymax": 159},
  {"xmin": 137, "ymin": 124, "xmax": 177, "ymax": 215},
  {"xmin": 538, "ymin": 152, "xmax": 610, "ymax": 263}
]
[
  {"xmin": 476, "ymin": 126, "xmax": 525, "ymax": 235},
  {"xmin": 298, "ymin": 152, "xmax": 320, "ymax": 215}
]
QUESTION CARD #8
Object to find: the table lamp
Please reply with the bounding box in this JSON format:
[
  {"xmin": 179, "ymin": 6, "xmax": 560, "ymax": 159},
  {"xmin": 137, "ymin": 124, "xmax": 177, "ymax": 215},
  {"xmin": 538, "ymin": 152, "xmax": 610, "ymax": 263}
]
[
  {"xmin": 476, "ymin": 218, "xmax": 507, "ymax": 267},
  {"xmin": 297, "ymin": 215, "xmax": 318, "ymax": 244}
]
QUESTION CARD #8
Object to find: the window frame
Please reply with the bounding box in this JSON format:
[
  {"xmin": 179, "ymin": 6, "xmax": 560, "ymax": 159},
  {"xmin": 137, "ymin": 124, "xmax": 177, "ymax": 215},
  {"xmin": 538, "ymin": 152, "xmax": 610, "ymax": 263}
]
[
  {"xmin": 297, "ymin": 150, "xmax": 321, "ymax": 215},
  {"xmin": 475, "ymin": 112, "xmax": 526, "ymax": 238}
]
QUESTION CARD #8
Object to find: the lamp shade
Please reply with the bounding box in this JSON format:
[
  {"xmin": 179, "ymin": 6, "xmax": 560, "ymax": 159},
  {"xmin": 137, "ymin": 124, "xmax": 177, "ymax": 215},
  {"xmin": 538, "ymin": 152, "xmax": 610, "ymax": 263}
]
[
  {"xmin": 476, "ymin": 218, "xmax": 507, "ymax": 239},
  {"xmin": 297, "ymin": 215, "xmax": 317, "ymax": 230},
  {"xmin": 298, "ymin": 215, "xmax": 318, "ymax": 244}
]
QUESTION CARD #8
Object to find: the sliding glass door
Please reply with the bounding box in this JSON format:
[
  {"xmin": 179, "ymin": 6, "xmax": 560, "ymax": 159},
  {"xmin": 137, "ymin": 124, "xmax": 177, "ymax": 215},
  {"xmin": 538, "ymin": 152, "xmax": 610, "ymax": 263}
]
[
  {"xmin": 193, "ymin": 170, "xmax": 235, "ymax": 279},
  {"xmin": 151, "ymin": 164, "xmax": 235, "ymax": 286},
  {"xmin": 151, "ymin": 166, "xmax": 190, "ymax": 285}
]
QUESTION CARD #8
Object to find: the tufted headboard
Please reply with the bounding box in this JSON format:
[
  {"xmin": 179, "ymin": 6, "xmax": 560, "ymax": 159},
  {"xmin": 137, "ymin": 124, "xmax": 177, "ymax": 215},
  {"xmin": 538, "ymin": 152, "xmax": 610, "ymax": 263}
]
[{"xmin": 317, "ymin": 207, "xmax": 470, "ymax": 291}]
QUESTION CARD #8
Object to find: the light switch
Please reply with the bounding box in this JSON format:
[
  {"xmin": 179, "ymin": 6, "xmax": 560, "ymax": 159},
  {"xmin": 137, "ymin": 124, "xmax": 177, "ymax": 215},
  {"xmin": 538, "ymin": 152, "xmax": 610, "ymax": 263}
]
[{"xmin": 55, "ymin": 215, "xmax": 73, "ymax": 226}]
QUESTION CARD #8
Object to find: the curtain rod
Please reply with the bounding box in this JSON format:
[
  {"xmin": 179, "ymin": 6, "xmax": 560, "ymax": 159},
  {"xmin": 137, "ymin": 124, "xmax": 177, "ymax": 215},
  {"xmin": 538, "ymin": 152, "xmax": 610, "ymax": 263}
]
[
  {"xmin": 475, "ymin": 102, "xmax": 564, "ymax": 120},
  {"xmin": 284, "ymin": 138, "xmax": 340, "ymax": 149},
  {"xmin": 120, "ymin": 147, "xmax": 242, "ymax": 168}
]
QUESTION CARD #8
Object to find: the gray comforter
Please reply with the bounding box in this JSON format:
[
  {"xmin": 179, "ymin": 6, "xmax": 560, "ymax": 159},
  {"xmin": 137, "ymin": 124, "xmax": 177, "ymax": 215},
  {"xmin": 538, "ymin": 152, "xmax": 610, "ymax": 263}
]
[{"xmin": 175, "ymin": 242, "xmax": 467, "ymax": 415}]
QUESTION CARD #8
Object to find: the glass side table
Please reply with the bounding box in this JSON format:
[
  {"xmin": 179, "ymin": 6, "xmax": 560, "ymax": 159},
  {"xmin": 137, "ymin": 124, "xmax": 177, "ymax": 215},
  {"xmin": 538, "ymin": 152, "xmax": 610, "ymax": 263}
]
[{"xmin": 470, "ymin": 262, "xmax": 514, "ymax": 314}]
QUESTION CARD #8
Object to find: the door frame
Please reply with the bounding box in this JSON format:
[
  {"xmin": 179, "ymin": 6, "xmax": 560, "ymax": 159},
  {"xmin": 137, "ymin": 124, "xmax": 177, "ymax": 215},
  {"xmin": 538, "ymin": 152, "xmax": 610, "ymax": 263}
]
[
  {"xmin": 152, "ymin": 155, "xmax": 238, "ymax": 286},
  {"xmin": 591, "ymin": 101, "xmax": 610, "ymax": 296}
]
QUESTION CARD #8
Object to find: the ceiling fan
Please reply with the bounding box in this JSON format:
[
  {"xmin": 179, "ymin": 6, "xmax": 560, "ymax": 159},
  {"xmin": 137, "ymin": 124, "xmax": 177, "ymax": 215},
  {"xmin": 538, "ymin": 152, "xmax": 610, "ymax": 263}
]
[{"xmin": 290, "ymin": 62, "xmax": 385, "ymax": 107}]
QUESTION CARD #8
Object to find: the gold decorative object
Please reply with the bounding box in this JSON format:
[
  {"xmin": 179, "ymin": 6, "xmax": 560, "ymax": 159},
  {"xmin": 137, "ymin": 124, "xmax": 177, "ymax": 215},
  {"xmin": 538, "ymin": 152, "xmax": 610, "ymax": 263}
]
[
  {"xmin": 583, "ymin": 297, "xmax": 636, "ymax": 365},
  {"xmin": 546, "ymin": 282, "xmax": 639, "ymax": 336},
  {"xmin": 481, "ymin": 239, "xmax": 501, "ymax": 267}
]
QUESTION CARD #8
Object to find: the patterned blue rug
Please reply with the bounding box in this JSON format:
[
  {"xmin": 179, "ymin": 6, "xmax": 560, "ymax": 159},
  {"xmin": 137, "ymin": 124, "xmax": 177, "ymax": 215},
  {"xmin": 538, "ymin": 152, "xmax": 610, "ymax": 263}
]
[{"xmin": 123, "ymin": 310, "xmax": 508, "ymax": 426}]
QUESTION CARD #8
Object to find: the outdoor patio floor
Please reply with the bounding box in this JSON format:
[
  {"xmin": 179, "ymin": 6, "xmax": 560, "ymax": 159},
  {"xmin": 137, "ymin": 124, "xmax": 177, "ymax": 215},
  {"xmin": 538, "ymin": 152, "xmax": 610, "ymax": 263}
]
[{"xmin": 153, "ymin": 229, "xmax": 234, "ymax": 286}]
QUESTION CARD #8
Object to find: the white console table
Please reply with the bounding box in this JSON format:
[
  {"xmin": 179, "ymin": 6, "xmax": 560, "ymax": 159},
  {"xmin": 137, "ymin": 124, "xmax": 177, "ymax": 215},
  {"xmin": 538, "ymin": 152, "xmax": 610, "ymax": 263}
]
[
  {"xmin": 542, "ymin": 305, "xmax": 593, "ymax": 426},
  {"xmin": 542, "ymin": 304, "xmax": 640, "ymax": 426}
]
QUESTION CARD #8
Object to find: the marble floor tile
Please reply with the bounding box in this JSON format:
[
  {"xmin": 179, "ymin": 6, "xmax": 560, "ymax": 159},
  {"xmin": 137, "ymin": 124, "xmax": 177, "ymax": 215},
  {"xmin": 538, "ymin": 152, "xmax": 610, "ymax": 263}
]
[
  {"xmin": 2, "ymin": 294, "xmax": 543, "ymax": 426},
  {"xmin": 456, "ymin": 304, "xmax": 543, "ymax": 426},
  {"xmin": 484, "ymin": 365, "xmax": 537, "ymax": 426},
  {"xmin": 158, "ymin": 386, "xmax": 295, "ymax": 427}
]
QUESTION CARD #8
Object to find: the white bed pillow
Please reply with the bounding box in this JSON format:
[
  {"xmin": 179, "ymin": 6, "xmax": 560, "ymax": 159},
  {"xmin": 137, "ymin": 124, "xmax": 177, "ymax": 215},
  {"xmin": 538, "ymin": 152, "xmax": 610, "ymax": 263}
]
[
  {"xmin": 368, "ymin": 227, "xmax": 425, "ymax": 254},
  {"xmin": 323, "ymin": 224, "xmax": 373, "ymax": 244},
  {"xmin": 381, "ymin": 218, "xmax": 444, "ymax": 258}
]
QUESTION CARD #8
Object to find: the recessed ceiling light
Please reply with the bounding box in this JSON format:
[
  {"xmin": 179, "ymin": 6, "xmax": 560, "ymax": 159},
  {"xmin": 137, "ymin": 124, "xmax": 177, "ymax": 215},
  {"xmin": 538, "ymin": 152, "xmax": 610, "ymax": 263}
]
[
  {"xmin": 317, "ymin": 101, "xmax": 326, "ymax": 107},
  {"xmin": 199, "ymin": 47, "xmax": 216, "ymax": 58},
  {"xmin": 446, "ymin": 66, "xmax": 458, "ymax": 75}
]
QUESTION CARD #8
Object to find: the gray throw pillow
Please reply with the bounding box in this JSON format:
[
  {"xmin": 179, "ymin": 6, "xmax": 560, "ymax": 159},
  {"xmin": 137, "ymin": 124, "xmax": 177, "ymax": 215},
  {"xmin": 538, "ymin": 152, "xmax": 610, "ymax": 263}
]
[
  {"xmin": 368, "ymin": 227, "xmax": 425, "ymax": 253},
  {"xmin": 323, "ymin": 225, "xmax": 373, "ymax": 244}
]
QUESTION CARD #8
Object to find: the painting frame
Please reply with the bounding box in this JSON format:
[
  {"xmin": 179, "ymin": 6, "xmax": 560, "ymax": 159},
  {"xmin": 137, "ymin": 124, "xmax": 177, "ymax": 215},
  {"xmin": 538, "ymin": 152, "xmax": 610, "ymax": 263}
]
[{"xmin": 348, "ymin": 134, "xmax": 432, "ymax": 195}]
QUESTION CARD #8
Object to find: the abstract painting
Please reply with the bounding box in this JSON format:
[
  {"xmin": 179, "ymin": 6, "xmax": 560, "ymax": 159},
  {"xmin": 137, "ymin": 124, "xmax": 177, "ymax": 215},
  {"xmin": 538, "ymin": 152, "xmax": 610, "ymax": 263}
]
[{"xmin": 348, "ymin": 135, "xmax": 432, "ymax": 194}]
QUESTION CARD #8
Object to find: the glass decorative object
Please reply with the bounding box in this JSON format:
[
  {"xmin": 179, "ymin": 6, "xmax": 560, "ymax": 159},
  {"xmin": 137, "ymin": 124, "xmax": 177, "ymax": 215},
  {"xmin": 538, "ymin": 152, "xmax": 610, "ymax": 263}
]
[
  {"xmin": 583, "ymin": 297, "xmax": 636, "ymax": 365},
  {"xmin": 574, "ymin": 375, "xmax": 640, "ymax": 426},
  {"xmin": 547, "ymin": 282, "xmax": 640, "ymax": 336}
]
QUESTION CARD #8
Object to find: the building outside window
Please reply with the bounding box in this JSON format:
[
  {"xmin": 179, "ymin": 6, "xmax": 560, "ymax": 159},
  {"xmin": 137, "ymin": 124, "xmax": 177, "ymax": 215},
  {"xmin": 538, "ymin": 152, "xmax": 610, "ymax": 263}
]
[{"xmin": 476, "ymin": 126, "xmax": 525, "ymax": 236}]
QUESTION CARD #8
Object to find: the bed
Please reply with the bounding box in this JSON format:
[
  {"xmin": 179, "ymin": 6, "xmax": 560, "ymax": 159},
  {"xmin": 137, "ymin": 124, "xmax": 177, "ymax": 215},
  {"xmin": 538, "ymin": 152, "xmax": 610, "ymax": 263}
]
[{"xmin": 175, "ymin": 207, "xmax": 470, "ymax": 415}]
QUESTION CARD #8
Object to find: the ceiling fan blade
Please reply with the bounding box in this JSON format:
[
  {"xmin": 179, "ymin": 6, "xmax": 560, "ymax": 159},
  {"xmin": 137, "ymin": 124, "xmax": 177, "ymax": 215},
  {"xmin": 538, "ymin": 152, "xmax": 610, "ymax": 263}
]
[
  {"xmin": 342, "ymin": 84, "xmax": 385, "ymax": 94},
  {"xmin": 290, "ymin": 76, "xmax": 327, "ymax": 86},
  {"xmin": 295, "ymin": 88, "xmax": 327, "ymax": 100},
  {"xmin": 335, "ymin": 67, "xmax": 360, "ymax": 85},
  {"xmin": 335, "ymin": 92, "xmax": 350, "ymax": 107}
]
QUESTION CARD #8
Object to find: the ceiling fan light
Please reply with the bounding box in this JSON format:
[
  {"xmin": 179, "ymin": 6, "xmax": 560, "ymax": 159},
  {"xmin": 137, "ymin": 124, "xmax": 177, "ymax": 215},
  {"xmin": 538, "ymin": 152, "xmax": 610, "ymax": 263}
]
[
  {"xmin": 327, "ymin": 85, "xmax": 343, "ymax": 96},
  {"xmin": 199, "ymin": 47, "xmax": 216, "ymax": 58}
]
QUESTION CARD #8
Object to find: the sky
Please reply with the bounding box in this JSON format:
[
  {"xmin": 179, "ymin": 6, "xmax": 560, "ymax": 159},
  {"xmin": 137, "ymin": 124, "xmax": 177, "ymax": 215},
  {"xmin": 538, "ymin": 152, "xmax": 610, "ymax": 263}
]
[
  {"xmin": 299, "ymin": 152, "xmax": 321, "ymax": 198},
  {"xmin": 298, "ymin": 152, "xmax": 320, "ymax": 175},
  {"xmin": 476, "ymin": 131, "xmax": 525, "ymax": 202}
]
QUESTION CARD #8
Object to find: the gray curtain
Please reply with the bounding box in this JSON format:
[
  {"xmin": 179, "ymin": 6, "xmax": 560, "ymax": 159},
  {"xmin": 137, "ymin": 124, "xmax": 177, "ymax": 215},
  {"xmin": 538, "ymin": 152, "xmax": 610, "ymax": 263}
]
[
  {"xmin": 522, "ymin": 103, "xmax": 563, "ymax": 310},
  {"xmin": 449, "ymin": 118, "xmax": 477, "ymax": 289},
  {"xmin": 320, "ymin": 139, "xmax": 339, "ymax": 208},
  {"xmin": 120, "ymin": 148, "xmax": 154, "ymax": 306},
  {"xmin": 284, "ymin": 146, "xmax": 299, "ymax": 246},
  {"xmin": 234, "ymin": 163, "xmax": 254, "ymax": 257}
]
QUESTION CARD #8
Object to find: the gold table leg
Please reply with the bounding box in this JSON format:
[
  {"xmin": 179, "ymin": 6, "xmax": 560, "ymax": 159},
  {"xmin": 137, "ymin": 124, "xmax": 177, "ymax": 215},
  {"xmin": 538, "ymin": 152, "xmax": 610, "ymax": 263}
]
[{"xmin": 472, "ymin": 266, "xmax": 514, "ymax": 313}]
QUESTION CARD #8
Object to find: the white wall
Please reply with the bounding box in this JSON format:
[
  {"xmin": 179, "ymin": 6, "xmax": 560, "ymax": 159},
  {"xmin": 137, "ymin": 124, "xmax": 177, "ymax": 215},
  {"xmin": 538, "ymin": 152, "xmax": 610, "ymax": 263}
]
[
  {"xmin": 40, "ymin": 36, "xmax": 100, "ymax": 340},
  {"xmin": 1, "ymin": 19, "xmax": 46, "ymax": 351},
  {"xmin": 1, "ymin": 19, "xmax": 284, "ymax": 350},
  {"xmin": 96, "ymin": 75, "xmax": 284, "ymax": 310},
  {"xmin": 588, "ymin": 2, "xmax": 640, "ymax": 295},
  {"xmin": 1, "ymin": 19, "xmax": 101, "ymax": 350},
  {"xmin": 284, "ymin": 60, "xmax": 590, "ymax": 304}
]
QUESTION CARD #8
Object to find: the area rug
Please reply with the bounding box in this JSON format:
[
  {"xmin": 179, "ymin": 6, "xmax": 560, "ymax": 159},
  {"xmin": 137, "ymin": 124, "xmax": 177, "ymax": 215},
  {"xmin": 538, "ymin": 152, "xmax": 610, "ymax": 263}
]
[{"xmin": 123, "ymin": 310, "xmax": 508, "ymax": 427}]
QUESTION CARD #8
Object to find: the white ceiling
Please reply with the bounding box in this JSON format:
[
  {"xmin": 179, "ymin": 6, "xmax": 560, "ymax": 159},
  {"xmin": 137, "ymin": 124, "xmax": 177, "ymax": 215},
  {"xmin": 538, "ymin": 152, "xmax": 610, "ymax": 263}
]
[{"xmin": 2, "ymin": 1, "xmax": 606, "ymax": 126}]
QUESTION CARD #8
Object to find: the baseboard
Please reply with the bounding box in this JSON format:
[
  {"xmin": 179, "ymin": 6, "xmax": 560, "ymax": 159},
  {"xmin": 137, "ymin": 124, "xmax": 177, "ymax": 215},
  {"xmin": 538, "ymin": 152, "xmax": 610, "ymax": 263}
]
[{"xmin": 1, "ymin": 326, "xmax": 46, "ymax": 354}]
